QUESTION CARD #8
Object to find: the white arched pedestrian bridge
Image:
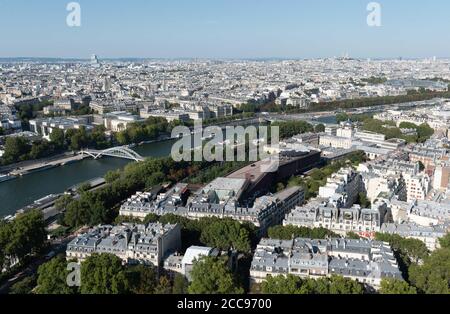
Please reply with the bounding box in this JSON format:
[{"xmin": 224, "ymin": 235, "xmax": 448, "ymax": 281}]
[{"xmin": 80, "ymin": 146, "xmax": 145, "ymax": 162}]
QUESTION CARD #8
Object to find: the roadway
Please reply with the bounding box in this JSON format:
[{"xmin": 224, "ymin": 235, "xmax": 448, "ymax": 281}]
[
  {"xmin": 0, "ymin": 232, "xmax": 79, "ymax": 294},
  {"xmin": 8, "ymin": 154, "xmax": 87, "ymax": 177}
]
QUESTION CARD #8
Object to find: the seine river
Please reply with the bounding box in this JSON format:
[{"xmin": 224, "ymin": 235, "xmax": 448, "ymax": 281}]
[{"xmin": 0, "ymin": 139, "xmax": 176, "ymax": 217}]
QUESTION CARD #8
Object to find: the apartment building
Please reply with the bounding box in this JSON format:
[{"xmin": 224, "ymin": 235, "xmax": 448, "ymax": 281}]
[
  {"xmin": 29, "ymin": 116, "xmax": 94, "ymax": 140},
  {"xmin": 119, "ymin": 179, "xmax": 304, "ymax": 232},
  {"xmin": 380, "ymin": 223, "xmax": 448, "ymax": 251},
  {"xmin": 319, "ymin": 135, "xmax": 353, "ymax": 149},
  {"xmin": 66, "ymin": 223, "xmax": 181, "ymax": 266},
  {"xmin": 404, "ymin": 173, "xmax": 431, "ymax": 202},
  {"xmin": 250, "ymin": 238, "xmax": 402, "ymax": 289},
  {"xmin": 318, "ymin": 168, "xmax": 363, "ymax": 208},
  {"xmin": 284, "ymin": 201, "xmax": 387, "ymax": 238}
]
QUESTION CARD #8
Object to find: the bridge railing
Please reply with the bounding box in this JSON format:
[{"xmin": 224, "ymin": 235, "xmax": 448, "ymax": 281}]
[{"xmin": 80, "ymin": 146, "xmax": 145, "ymax": 162}]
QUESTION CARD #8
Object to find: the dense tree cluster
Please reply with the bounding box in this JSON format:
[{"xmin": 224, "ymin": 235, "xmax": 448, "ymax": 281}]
[
  {"xmin": 115, "ymin": 114, "xmax": 256, "ymax": 146},
  {"xmin": 80, "ymin": 253, "xmax": 129, "ymax": 294},
  {"xmin": 238, "ymin": 103, "xmax": 258, "ymax": 113},
  {"xmin": 375, "ymin": 233, "xmax": 429, "ymax": 279},
  {"xmin": 35, "ymin": 254, "xmax": 188, "ymax": 295},
  {"xmin": 14, "ymin": 100, "xmax": 53, "ymax": 123},
  {"xmin": 361, "ymin": 77, "xmax": 388, "ymax": 85},
  {"xmin": 61, "ymin": 157, "xmax": 201, "ymax": 228},
  {"xmin": 199, "ymin": 218, "xmax": 253, "ymax": 253},
  {"xmin": 188, "ymin": 256, "xmax": 244, "ymax": 294},
  {"xmin": 58, "ymin": 125, "xmax": 110, "ymax": 151},
  {"xmin": 0, "ymin": 136, "xmax": 58, "ymax": 165},
  {"xmin": 374, "ymin": 232, "xmax": 450, "ymax": 294},
  {"xmin": 9, "ymin": 275, "xmax": 37, "ymax": 294},
  {"xmin": 335, "ymin": 114, "xmax": 434, "ymax": 144},
  {"xmin": 145, "ymin": 214, "xmax": 256, "ymax": 253},
  {"xmin": 261, "ymin": 274, "xmax": 364, "ymax": 294},
  {"xmin": 280, "ymin": 151, "xmax": 366, "ymax": 199},
  {"xmin": 336, "ymin": 113, "xmax": 374, "ymax": 124},
  {"xmin": 115, "ymin": 117, "xmax": 173, "ymax": 145},
  {"xmin": 0, "ymin": 125, "xmax": 110, "ymax": 165},
  {"xmin": 267, "ymin": 225, "xmax": 340, "ymax": 240},
  {"xmin": 36, "ymin": 256, "xmax": 78, "ymax": 294},
  {"xmin": 255, "ymin": 89, "xmax": 450, "ymax": 115},
  {"xmin": 44, "ymin": 104, "xmax": 92, "ymax": 118},
  {"xmin": 202, "ymin": 113, "xmax": 256, "ymax": 126},
  {"xmin": 188, "ymin": 161, "xmax": 249, "ymax": 184},
  {"xmin": 271, "ymin": 120, "xmax": 314, "ymax": 139},
  {"xmin": 355, "ymin": 192, "xmax": 371, "ymax": 208},
  {"xmin": 362, "ymin": 118, "xmax": 434, "ymax": 143},
  {"xmin": 345, "ymin": 232, "xmax": 361, "ymax": 240},
  {"xmin": 408, "ymin": 235, "xmax": 450, "ymax": 294},
  {"xmin": 314, "ymin": 124, "xmax": 325, "ymax": 133},
  {"xmin": 0, "ymin": 210, "xmax": 47, "ymax": 271},
  {"xmin": 379, "ymin": 278, "xmax": 417, "ymax": 294},
  {"xmin": 308, "ymin": 90, "xmax": 450, "ymax": 113}
]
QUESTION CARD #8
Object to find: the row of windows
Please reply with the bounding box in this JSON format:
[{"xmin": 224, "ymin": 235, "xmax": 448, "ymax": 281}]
[{"xmin": 135, "ymin": 253, "xmax": 156, "ymax": 259}]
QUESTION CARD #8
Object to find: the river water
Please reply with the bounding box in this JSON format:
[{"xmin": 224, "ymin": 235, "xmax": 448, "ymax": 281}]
[{"xmin": 0, "ymin": 139, "xmax": 176, "ymax": 217}]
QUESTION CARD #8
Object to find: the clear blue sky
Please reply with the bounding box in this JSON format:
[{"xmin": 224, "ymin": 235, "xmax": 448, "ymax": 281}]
[{"xmin": 0, "ymin": 0, "xmax": 449, "ymax": 59}]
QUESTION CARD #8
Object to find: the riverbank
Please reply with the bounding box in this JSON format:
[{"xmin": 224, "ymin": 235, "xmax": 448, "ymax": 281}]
[
  {"xmin": 8, "ymin": 154, "xmax": 88, "ymax": 177},
  {"xmin": 0, "ymin": 139, "xmax": 177, "ymax": 217},
  {"xmin": 0, "ymin": 117, "xmax": 268, "ymax": 217},
  {"xmin": 0, "ymin": 152, "xmax": 73, "ymax": 174}
]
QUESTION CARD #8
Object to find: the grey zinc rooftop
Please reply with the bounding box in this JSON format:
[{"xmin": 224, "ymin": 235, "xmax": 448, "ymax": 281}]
[{"xmin": 251, "ymin": 237, "xmax": 402, "ymax": 281}]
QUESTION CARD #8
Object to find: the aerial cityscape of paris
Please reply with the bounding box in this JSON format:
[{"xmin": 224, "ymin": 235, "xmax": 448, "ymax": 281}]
[{"xmin": 0, "ymin": 0, "xmax": 449, "ymax": 307}]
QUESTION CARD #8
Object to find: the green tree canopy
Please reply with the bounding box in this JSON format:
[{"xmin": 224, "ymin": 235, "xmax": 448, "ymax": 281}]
[
  {"xmin": 375, "ymin": 233, "xmax": 429, "ymax": 268},
  {"xmin": 268, "ymin": 225, "xmax": 340, "ymax": 240},
  {"xmin": 0, "ymin": 210, "xmax": 46, "ymax": 270},
  {"xmin": 172, "ymin": 273, "xmax": 189, "ymax": 294},
  {"xmin": 336, "ymin": 113, "xmax": 349, "ymax": 123},
  {"xmin": 356, "ymin": 192, "xmax": 371, "ymax": 208},
  {"xmin": 145, "ymin": 171, "xmax": 166, "ymax": 188},
  {"xmin": 49, "ymin": 128, "xmax": 65, "ymax": 149},
  {"xmin": 314, "ymin": 124, "xmax": 325, "ymax": 133},
  {"xmin": 90, "ymin": 125, "xmax": 109, "ymax": 149},
  {"xmin": 438, "ymin": 233, "xmax": 450, "ymax": 249},
  {"xmin": 68, "ymin": 126, "xmax": 90, "ymax": 151},
  {"xmin": 55, "ymin": 195, "xmax": 73, "ymax": 211},
  {"xmin": 261, "ymin": 274, "xmax": 304, "ymax": 294},
  {"xmin": 29, "ymin": 140, "xmax": 53, "ymax": 159},
  {"xmin": 409, "ymin": 248, "xmax": 450, "ymax": 294},
  {"xmin": 271, "ymin": 120, "xmax": 314, "ymax": 139},
  {"xmin": 188, "ymin": 256, "xmax": 244, "ymax": 294},
  {"xmin": 346, "ymin": 232, "xmax": 361, "ymax": 240},
  {"xmin": 379, "ymin": 278, "xmax": 417, "ymax": 294},
  {"xmin": 154, "ymin": 276, "xmax": 172, "ymax": 294},
  {"xmin": 125, "ymin": 264, "xmax": 158, "ymax": 294},
  {"xmin": 399, "ymin": 122, "xmax": 419, "ymax": 129},
  {"xmin": 36, "ymin": 256, "xmax": 77, "ymax": 294},
  {"xmin": 80, "ymin": 253, "xmax": 128, "ymax": 294},
  {"xmin": 143, "ymin": 213, "xmax": 160, "ymax": 224},
  {"xmin": 9, "ymin": 276, "xmax": 37, "ymax": 294},
  {"xmin": 416, "ymin": 123, "xmax": 434, "ymax": 142},
  {"xmin": 1, "ymin": 136, "xmax": 30, "ymax": 164},
  {"xmin": 199, "ymin": 218, "xmax": 252, "ymax": 253},
  {"xmin": 261, "ymin": 275, "xmax": 364, "ymax": 294}
]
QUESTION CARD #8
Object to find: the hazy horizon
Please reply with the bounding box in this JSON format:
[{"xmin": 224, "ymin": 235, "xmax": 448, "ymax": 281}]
[{"xmin": 1, "ymin": 0, "xmax": 450, "ymax": 59}]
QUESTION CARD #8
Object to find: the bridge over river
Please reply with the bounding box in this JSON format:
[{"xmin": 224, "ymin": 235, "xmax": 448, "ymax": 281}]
[{"xmin": 80, "ymin": 146, "xmax": 145, "ymax": 162}]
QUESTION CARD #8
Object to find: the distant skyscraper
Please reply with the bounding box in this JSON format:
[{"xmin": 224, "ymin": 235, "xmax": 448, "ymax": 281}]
[
  {"xmin": 91, "ymin": 54, "xmax": 101, "ymax": 67},
  {"xmin": 103, "ymin": 76, "xmax": 112, "ymax": 91}
]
